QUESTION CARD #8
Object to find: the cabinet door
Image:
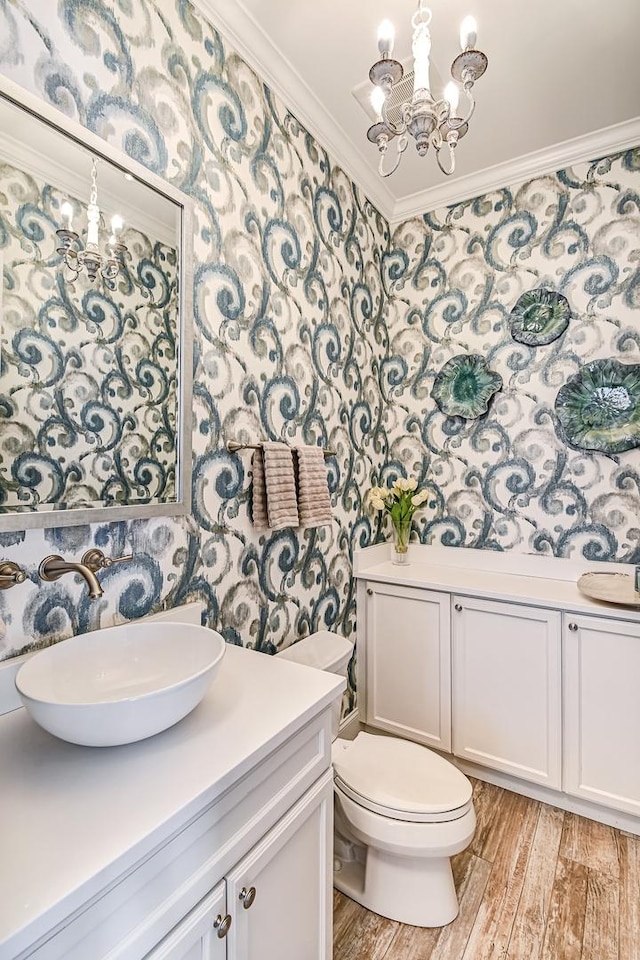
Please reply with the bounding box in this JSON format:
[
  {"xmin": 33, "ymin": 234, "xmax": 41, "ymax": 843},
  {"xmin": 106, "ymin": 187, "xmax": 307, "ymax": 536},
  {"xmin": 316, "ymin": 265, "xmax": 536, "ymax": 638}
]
[
  {"xmin": 452, "ymin": 595, "xmax": 562, "ymax": 788},
  {"xmin": 365, "ymin": 582, "xmax": 451, "ymax": 751},
  {"xmin": 144, "ymin": 883, "xmax": 228, "ymax": 960},
  {"xmin": 564, "ymin": 613, "xmax": 640, "ymax": 816},
  {"xmin": 225, "ymin": 770, "xmax": 333, "ymax": 960}
]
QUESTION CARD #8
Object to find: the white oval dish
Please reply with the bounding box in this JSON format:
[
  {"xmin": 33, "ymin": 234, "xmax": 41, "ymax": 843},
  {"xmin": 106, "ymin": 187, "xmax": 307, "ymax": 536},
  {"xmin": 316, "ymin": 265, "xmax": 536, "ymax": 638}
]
[
  {"xmin": 577, "ymin": 571, "xmax": 640, "ymax": 608},
  {"xmin": 15, "ymin": 621, "xmax": 226, "ymax": 746}
]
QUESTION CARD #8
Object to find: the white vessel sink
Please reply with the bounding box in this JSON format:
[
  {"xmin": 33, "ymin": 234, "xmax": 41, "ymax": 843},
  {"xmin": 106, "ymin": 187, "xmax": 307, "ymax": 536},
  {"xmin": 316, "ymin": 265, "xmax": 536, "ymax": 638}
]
[{"xmin": 15, "ymin": 622, "xmax": 226, "ymax": 747}]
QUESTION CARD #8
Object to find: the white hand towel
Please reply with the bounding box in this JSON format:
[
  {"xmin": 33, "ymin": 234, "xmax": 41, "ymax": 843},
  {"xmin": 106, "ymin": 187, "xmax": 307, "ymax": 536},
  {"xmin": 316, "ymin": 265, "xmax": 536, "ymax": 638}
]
[{"xmin": 295, "ymin": 445, "xmax": 332, "ymax": 529}]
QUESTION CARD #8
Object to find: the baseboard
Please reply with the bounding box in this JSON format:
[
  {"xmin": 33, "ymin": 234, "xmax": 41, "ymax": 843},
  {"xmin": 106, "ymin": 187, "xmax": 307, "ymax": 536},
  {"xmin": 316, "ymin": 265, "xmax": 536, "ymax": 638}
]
[{"xmin": 452, "ymin": 757, "xmax": 640, "ymax": 836}]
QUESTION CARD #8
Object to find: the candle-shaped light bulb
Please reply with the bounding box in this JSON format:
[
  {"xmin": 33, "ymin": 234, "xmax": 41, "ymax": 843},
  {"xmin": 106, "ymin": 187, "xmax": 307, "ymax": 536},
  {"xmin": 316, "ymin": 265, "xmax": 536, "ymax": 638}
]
[
  {"xmin": 110, "ymin": 214, "xmax": 124, "ymax": 236},
  {"xmin": 460, "ymin": 15, "xmax": 477, "ymax": 50},
  {"xmin": 377, "ymin": 19, "xmax": 395, "ymax": 59},
  {"xmin": 445, "ymin": 81, "xmax": 459, "ymax": 117},
  {"xmin": 61, "ymin": 201, "xmax": 74, "ymax": 230},
  {"xmin": 370, "ymin": 86, "xmax": 386, "ymax": 120}
]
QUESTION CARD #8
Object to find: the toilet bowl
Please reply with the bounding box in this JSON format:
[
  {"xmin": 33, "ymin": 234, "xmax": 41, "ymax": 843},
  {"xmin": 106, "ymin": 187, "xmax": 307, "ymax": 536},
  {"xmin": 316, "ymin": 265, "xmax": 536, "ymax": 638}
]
[{"xmin": 277, "ymin": 632, "xmax": 476, "ymax": 927}]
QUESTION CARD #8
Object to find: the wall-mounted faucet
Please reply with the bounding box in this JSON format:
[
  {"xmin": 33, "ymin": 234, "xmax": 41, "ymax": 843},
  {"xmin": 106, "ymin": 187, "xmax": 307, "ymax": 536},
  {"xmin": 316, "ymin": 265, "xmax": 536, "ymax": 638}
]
[
  {"xmin": 0, "ymin": 561, "xmax": 27, "ymax": 590},
  {"xmin": 38, "ymin": 551, "xmax": 133, "ymax": 600}
]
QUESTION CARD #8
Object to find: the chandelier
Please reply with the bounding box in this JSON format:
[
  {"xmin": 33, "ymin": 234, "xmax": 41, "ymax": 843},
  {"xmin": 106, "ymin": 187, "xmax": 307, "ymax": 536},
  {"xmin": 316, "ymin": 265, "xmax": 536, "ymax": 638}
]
[
  {"xmin": 367, "ymin": 1, "xmax": 488, "ymax": 177},
  {"xmin": 56, "ymin": 158, "xmax": 128, "ymax": 287}
]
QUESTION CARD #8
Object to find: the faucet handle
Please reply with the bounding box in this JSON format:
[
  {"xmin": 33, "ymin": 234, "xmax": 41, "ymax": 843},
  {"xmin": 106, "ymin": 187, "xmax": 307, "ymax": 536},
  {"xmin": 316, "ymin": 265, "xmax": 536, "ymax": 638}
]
[
  {"xmin": 81, "ymin": 549, "xmax": 134, "ymax": 573},
  {"xmin": 0, "ymin": 561, "xmax": 27, "ymax": 590}
]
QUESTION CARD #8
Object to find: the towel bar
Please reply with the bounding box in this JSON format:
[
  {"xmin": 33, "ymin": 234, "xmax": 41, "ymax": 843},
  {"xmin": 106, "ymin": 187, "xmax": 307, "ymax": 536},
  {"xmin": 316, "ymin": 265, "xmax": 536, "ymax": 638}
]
[{"xmin": 226, "ymin": 439, "xmax": 336, "ymax": 457}]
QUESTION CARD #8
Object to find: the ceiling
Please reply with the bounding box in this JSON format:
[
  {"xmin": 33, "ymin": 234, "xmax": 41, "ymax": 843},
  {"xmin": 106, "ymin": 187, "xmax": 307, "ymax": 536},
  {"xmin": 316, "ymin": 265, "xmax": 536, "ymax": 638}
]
[{"xmin": 195, "ymin": 0, "xmax": 640, "ymax": 223}]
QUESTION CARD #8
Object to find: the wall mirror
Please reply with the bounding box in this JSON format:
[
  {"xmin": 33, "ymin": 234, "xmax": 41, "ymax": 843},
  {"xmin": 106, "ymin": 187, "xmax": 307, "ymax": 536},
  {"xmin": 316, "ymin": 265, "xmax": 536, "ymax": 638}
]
[{"xmin": 0, "ymin": 77, "xmax": 192, "ymax": 531}]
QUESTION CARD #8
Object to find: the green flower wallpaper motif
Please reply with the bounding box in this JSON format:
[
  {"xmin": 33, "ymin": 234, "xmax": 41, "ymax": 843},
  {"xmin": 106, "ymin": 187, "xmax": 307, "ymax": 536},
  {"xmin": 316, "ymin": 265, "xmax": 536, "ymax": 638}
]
[
  {"xmin": 555, "ymin": 359, "xmax": 640, "ymax": 454},
  {"xmin": 509, "ymin": 289, "xmax": 571, "ymax": 347},
  {"xmin": 431, "ymin": 354, "xmax": 503, "ymax": 420}
]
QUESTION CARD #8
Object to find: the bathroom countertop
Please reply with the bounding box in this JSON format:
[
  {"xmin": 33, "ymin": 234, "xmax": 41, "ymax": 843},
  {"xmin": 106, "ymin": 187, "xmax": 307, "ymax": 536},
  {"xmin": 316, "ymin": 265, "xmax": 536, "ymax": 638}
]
[
  {"xmin": 0, "ymin": 645, "xmax": 344, "ymax": 959},
  {"xmin": 354, "ymin": 545, "xmax": 640, "ymax": 623}
]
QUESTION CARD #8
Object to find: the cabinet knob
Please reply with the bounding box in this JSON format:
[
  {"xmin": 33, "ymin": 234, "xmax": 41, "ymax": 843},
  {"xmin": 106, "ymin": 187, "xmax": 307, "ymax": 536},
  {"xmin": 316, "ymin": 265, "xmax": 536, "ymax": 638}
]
[
  {"xmin": 568, "ymin": 622, "xmax": 578, "ymax": 632},
  {"xmin": 366, "ymin": 588, "xmax": 373, "ymax": 596},
  {"xmin": 239, "ymin": 885, "xmax": 256, "ymax": 909},
  {"xmin": 214, "ymin": 914, "xmax": 232, "ymax": 938},
  {"xmin": 454, "ymin": 603, "xmax": 462, "ymax": 612}
]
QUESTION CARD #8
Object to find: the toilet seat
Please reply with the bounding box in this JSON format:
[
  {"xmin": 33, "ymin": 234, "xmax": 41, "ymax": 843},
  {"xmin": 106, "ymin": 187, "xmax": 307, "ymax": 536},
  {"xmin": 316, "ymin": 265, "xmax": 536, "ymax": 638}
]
[{"xmin": 332, "ymin": 733, "xmax": 472, "ymax": 824}]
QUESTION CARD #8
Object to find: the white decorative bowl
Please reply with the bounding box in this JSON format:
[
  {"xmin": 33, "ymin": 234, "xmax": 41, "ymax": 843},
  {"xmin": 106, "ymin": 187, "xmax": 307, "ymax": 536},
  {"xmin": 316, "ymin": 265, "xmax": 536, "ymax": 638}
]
[
  {"xmin": 15, "ymin": 621, "xmax": 226, "ymax": 747},
  {"xmin": 577, "ymin": 571, "xmax": 640, "ymax": 607}
]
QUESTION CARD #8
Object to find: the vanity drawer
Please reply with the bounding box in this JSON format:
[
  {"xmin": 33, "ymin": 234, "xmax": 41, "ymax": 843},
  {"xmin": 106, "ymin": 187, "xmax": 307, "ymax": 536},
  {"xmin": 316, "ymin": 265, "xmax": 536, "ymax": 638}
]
[{"xmin": 22, "ymin": 712, "xmax": 330, "ymax": 960}]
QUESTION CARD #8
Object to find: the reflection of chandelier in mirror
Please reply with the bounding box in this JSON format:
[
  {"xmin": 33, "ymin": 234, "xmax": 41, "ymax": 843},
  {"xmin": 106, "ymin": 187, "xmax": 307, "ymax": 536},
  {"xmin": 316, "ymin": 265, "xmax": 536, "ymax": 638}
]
[
  {"xmin": 367, "ymin": 1, "xmax": 488, "ymax": 177},
  {"xmin": 55, "ymin": 158, "xmax": 129, "ymax": 287}
]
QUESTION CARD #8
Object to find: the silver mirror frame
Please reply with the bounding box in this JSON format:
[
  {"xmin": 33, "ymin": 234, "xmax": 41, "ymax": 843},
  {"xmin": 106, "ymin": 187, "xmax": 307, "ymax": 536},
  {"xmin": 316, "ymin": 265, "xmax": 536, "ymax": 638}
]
[{"xmin": 0, "ymin": 75, "xmax": 193, "ymax": 531}]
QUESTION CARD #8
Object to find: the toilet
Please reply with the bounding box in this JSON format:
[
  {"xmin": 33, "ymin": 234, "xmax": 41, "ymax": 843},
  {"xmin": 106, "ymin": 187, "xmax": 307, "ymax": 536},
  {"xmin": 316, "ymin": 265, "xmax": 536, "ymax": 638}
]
[{"xmin": 277, "ymin": 632, "xmax": 476, "ymax": 928}]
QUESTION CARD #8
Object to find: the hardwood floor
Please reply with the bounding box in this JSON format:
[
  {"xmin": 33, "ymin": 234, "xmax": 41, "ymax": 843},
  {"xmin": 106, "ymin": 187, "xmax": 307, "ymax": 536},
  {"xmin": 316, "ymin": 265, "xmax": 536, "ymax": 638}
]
[{"xmin": 333, "ymin": 779, "xmax": 640, "ymax": 960}]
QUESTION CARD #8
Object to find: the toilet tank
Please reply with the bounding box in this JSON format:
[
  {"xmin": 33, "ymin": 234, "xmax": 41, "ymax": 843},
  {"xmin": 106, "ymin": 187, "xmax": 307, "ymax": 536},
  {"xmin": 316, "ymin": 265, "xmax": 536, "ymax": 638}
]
[{"xmin": 276, "ymin": 631, "xmax": 353, "ymax": 738}]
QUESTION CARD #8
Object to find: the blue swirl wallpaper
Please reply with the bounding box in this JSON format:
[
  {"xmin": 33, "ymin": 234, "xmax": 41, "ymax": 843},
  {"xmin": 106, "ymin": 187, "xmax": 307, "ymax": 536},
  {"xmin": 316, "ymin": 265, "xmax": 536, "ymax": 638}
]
[
  {"xmin": 0, "ymin": 0, "xmax": 638, "ymax": 720},
  {"xmin": 0, "ymin": 0, "xmax": 388, "ymax": 716},
  {"xmin": 0, "ymin": 158, "xmax": 179, "ymax": 509},
  {"xmin": 383, "ymin": 157, "xmax": 640, "ymax": 560}
]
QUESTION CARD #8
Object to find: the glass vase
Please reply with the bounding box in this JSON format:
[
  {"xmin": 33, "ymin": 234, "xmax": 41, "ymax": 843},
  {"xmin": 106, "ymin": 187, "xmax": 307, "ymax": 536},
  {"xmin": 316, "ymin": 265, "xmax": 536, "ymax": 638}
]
[{"xmin": 391, "ymin": 519, "xmax": 412, "ymax": 565}]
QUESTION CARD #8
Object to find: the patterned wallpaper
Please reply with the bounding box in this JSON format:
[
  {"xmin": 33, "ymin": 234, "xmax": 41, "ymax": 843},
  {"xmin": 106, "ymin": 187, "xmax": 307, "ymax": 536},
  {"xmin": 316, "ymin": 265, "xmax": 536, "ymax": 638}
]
[
  {"xmin": 383, "ymin": 154, "xmax": 640, "ymax": 561},
  {"xmin": 0, "ymin": 158, "xmax": 179, "ymax": 509},
  {"xmin": 0, "ymin": 1, "xmax": 637, "ymax": 710},
  {"xmin": 0, "ymin": 0, "xmax": 387, "ymax": 715}
]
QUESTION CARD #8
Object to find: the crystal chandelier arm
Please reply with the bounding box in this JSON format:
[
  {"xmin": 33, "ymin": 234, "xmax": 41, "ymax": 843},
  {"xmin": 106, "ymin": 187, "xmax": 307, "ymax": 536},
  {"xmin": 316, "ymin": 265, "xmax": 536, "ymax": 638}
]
[{"xmin": 378, "ymin": 134, "xmax": 409, "ymax": 177}]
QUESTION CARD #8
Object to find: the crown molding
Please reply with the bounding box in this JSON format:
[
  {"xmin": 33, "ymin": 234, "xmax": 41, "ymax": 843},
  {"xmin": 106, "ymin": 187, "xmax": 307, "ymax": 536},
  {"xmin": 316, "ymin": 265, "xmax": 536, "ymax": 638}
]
[
  {"xmin": 192, "ymin": 0, "xmax": 395, "ymax": 222},
  {"xmin": 389, "ymin": 117, "xmax": 640, "ymax": 224}
]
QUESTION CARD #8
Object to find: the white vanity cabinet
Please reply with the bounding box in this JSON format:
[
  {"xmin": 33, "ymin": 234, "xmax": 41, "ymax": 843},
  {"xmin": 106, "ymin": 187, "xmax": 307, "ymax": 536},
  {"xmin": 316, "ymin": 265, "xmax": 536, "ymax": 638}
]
[
  {"xmin": 146, "ymin": 773, "xmax": 332, "ymax": 960},
  {"xmin": 224, "ymin": 773, "xmax": 332, "ymax": 960},
  {"xmin": 364, "ymin": 582, "xmax": 451, "ymax": 752},
  {"xmin": 356, "ymin": 544, "xmax": 640, "ymax": 831},
  {"xmin": 563, "ymin": 613, "xmax": 640, "ymax": 817},
  {"xmin": 451, "ymin": 595, "xmax": 562, "ymax": 789},
  {"xmin": 0, "ymin": 645, "xmax": 344, "ymax": 960}
]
